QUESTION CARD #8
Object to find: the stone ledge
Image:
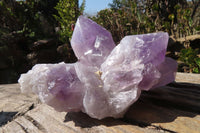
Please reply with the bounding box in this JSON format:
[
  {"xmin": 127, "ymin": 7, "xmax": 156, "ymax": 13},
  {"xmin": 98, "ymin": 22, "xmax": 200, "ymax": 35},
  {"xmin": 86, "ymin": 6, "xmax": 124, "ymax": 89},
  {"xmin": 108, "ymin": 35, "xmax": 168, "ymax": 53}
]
[{"xmin": 0, "ymin": 73, "xmax": 200, "ymax": 133}]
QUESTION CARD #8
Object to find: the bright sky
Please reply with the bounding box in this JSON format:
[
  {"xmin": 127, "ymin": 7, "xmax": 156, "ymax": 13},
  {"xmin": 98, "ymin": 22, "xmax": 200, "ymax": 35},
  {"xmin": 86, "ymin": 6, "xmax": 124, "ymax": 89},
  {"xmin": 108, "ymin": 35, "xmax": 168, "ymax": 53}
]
[{"xmin": 79, "ymin": 0, "xmax": 113, "ymax": 15}]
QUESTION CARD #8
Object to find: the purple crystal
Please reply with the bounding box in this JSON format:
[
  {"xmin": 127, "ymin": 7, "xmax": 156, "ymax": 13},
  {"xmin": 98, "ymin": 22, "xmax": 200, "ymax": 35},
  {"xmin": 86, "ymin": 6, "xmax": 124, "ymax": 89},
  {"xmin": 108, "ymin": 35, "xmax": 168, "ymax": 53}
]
[
  {"xmin": 71, "ymin": 16, "xmax": 115, "ymax": 67},
  {"xmin": 18, "ymin": 62, "xmax": 84, "ymax": 112},
  {"xmin": 18, "ymin": 16, "xmax": 177, "ymax": 119}
]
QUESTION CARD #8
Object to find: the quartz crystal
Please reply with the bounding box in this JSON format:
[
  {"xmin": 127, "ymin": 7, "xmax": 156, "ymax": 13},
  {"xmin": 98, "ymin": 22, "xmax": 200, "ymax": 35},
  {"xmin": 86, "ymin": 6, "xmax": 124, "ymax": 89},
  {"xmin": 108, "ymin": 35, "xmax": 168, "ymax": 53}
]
[{"xmin": 18, "ymin": 16, "xmax": 177, "ymax": 119}]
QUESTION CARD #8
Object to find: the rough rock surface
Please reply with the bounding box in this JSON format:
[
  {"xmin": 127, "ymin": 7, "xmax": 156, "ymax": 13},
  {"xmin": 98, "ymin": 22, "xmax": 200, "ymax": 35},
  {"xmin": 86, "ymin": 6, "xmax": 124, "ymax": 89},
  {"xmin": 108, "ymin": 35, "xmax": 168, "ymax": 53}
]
[{"xmin": 1, "ymin": 73, "xmax": 200, "ymax": 133}]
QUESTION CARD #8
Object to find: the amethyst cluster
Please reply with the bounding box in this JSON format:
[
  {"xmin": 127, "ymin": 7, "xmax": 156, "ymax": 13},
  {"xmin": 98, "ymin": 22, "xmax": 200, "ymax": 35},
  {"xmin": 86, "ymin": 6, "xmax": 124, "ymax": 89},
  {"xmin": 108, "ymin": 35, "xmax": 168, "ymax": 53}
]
[{"xmin": 18, "ymin": 16, "xmax": 177, "ymax": 119}]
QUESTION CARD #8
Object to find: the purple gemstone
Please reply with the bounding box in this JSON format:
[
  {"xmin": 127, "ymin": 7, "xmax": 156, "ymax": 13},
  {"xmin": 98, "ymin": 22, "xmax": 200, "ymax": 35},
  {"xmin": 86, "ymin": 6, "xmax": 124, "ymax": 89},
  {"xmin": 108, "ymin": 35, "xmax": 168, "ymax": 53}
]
[
  {"xmin": 19, "ymin": 62, "xmax": 84, "ymax": 112},
  {"xmin": 18, "ymin": 16, "xmax": 177, "ymax": 119},
  {"xmin": 71, "ymin": 16, "xmax": 116, "ymax": 67}
]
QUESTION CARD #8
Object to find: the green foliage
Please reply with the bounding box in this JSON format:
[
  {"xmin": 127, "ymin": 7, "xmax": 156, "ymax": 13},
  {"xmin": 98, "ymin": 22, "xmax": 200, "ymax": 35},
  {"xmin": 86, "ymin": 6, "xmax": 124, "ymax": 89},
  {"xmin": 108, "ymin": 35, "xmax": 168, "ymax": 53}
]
[
  {"xmin": 92, "ymin": 1, "xmax": 147, "ymax": 43},
  {"xmin": 92, "ymin": 0, "xmax": 199, "ymax": 44},
  {"xmin": 195, "ymin": 25, "xmax": 200, "ymax": 31},
  {"xmin": 54, "ymin": 0, "xmax": 85, "ymax": 43},
  {"xmin": 79, "ymin": 0, "xmax": 86, "ymax": 14},
  {"xmin": 179, "ymin": 48, "xmax": 200, "ymax": 73},
  {"xmin": 109, "ymin": 0, "xmax": 128, "ymax": 10},
  {"xmin": 0, "ymin": 0, "xmax": 58, "ymax": 40},
  {"xmin": 175, "ymin": 7, "xmax": 194, "ymax": 37}
]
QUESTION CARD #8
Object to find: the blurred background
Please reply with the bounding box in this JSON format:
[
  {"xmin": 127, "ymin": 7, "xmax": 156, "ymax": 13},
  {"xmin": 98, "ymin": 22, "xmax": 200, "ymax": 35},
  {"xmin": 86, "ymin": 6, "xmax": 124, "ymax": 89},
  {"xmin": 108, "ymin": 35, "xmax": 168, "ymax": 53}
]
[{"xmin": 0, "ymin": 0, "xmax": 199, "ymax": 84}]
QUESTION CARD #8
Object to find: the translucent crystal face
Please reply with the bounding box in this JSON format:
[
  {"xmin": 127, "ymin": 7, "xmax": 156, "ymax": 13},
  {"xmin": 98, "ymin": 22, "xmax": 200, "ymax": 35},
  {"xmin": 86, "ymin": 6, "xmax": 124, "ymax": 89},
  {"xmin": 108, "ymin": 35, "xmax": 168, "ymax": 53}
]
[
  {"xmin": 18, "ymin": 16, "xmax": 177, "ymax": 119},
  {"xmin": 71, "ymin": 16, "xmax": 116, "ymax": 68}
]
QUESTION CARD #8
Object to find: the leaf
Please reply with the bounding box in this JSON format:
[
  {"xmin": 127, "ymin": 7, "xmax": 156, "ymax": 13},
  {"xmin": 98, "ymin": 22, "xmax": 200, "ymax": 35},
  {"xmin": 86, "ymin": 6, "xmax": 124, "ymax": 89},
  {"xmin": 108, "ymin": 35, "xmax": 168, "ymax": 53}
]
[
  {"xmin": 193, "ymin": 67, "xmax": 199, "ymax": 73},
  {"xmin": 168, "ymin": 14, "xmax": 175, "ymax": 20},
  {"xmin": 195, "ymin": 58, "xmax": 200, "ymax": 68}
]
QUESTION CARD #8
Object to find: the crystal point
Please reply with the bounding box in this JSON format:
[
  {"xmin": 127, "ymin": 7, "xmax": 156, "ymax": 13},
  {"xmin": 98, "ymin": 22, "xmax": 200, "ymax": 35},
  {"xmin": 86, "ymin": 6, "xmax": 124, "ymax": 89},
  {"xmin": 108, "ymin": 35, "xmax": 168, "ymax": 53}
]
[
  {"xmin": 18, "ymin": 16, "xmax": 177, "ymax": 119},
  {"xmin": 71, "ymin": 16, "xmax": 115, "ymax": 67}
]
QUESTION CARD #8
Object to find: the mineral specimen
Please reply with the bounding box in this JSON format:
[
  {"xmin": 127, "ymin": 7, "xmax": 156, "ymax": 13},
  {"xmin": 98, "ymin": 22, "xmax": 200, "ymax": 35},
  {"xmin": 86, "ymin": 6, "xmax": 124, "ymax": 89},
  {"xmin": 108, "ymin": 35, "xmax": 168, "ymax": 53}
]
[{"xmin": 18, "ymin": 16, "xmax": 177, "ymax": 119}]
